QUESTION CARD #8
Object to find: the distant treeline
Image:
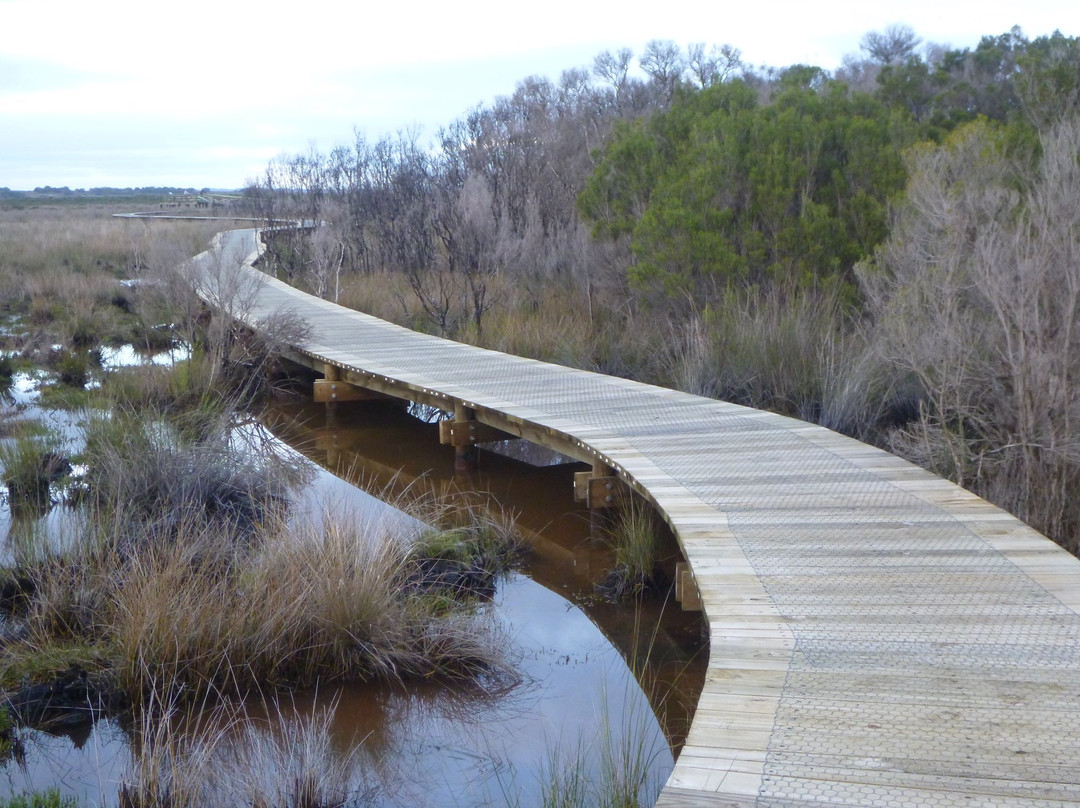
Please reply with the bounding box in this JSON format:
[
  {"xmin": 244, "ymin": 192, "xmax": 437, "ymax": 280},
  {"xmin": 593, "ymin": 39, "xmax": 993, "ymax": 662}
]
[{"xmin": 0, "ymin": 186, "xmax": 222, "ymax": 198}]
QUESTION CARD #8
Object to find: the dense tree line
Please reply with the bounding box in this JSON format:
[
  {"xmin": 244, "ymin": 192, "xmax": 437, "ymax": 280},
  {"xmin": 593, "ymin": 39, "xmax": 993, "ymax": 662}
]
[
  {"xmin": 244, "ymin": 27, "xmax": 1080, "ymax": 553},
  {"xmin": 248, "ymin": 27, "xmax": 1077, "ymax": 318}
]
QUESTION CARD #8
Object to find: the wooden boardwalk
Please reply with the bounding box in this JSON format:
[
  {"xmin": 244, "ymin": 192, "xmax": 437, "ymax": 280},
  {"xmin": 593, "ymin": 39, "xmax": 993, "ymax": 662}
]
[{"xmin": 198, "ymin": 228, "xmax": 1080, "ymax": 807}]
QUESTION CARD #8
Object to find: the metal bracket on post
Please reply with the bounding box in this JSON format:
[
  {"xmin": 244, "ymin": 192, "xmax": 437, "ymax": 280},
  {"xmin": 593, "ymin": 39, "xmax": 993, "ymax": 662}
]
[{"xmin": 573, "ymin": 460, "xmax": 626, "ymax": 510}]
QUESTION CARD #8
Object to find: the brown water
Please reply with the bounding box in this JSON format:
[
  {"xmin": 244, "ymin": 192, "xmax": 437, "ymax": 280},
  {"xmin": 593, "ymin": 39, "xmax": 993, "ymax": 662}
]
[
  {"xmin": 264, "ymin": 396, "xmax": 707, "ymax": 745},
  {"xmin": 0, "ymin": 384, "xmax": 706, "ymax": 806}
]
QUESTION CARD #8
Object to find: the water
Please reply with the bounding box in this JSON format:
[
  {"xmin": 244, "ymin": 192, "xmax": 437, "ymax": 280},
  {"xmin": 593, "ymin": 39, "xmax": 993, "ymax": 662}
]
[{"xmin": 0, "ymin": 364, "xmax": 705, "ymax": 807}]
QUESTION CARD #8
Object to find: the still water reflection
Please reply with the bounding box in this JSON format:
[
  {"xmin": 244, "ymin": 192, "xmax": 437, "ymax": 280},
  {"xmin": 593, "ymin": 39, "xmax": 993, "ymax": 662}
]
[{"xmin": 0, "ymin": 388, "xmax": 704, "ymax": 806}]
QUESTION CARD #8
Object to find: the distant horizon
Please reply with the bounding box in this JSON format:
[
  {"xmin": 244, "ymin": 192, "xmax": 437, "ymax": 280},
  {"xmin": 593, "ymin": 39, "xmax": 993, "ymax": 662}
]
[
  {"xmin": 1, "ymin": 185, "xmax": 242, "ymax": 194},
  {"xmin": 2, "ymin": 0, "xmax": 1074, "ymax": 189}
]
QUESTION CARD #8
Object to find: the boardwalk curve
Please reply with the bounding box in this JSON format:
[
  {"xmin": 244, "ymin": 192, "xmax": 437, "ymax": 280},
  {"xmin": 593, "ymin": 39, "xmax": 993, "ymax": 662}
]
[{"xmin": 197, "ymin": 227, "xmax": 1080, "ymax": 807}]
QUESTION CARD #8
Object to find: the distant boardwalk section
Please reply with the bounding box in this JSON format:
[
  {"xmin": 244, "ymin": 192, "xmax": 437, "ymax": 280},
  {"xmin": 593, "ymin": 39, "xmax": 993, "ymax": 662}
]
[{"xmin": 197, "ymin": 227, "xmax": 1080, "ymax": 808}]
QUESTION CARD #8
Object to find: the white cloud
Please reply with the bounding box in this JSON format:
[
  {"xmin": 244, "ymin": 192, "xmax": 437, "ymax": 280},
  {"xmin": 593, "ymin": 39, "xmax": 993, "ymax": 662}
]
[{"xmin": 1, "ymin": 0, "xmax": 1074, "ymax": 188}]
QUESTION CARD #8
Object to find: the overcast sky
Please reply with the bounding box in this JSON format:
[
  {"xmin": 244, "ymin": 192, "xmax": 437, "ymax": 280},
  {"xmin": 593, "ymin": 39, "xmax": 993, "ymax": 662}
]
[{"xmin": 1, "ymin": 0, "xmax": 1074, "ymax": 190}]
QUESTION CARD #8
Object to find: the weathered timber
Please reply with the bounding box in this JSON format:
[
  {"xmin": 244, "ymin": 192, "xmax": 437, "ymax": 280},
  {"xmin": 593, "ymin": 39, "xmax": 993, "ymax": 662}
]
[{"xmin": 312, "ymin": 379, "xmax": 390, "ymax": 403}]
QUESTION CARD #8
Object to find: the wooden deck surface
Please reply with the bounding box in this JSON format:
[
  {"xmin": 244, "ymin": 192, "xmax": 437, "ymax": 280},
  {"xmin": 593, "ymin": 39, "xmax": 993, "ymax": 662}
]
[{"xmin": 198, "ymin": 229, "xmax": 1080, "ymax": 807}]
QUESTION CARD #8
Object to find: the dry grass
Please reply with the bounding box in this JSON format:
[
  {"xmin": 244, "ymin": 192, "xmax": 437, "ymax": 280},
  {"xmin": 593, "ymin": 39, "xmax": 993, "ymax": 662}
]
[
  {"xmin": 7, "ymin": 404, "xmax": 516, "ymax": 711},
  {"xmin": 0, "ymin": 206, "xmax": 219, "ymax": 282},
  {"xmin": 0, "ymin": 205, "xmax": 220, "ymax": 360},
  {"xmin": 62, "ymin": 506, "xmax": 515, "ymax": 704},
  {"xmin": 118, "ymin": 690, "xmax": 372, "ymax": 808},
  {"xmin": 321, "ymin": 246, "xmax": 887, "ymax": 439}
]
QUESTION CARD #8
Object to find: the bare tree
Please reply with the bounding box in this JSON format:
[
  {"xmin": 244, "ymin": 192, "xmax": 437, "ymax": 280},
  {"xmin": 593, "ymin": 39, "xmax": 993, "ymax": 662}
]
[
  {"xmin": 834, "ymin": 53, "xmax": 881, "ymax": 93},
  {"xmin": 305, "ymin": 217, "xmax": 347, "ymax": 302},
  {"xmin": 860, "ymin": 24, "xmax": 922, "ymax": 65},
  {"xmin": 641, "ymin": 40, "xmax": 685, "ymax": 100},
  {"xmin": 593, "ymin": 48, "xmax": 634, "ymax": 107},
  {"xmin": 859, "ymin": 118, "xmax": 1080, "ymax": 551},
  {"xmin": 687, "ymin": 43, "xmax": 742, "ymax": 87}
]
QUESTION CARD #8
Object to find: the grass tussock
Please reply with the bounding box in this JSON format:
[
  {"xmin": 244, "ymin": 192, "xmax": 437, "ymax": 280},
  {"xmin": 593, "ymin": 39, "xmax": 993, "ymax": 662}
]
[
  {"xmin": 118, "ymin": 691, "xmax": 371, "ymax": 808},
  {"xmin": 0, "ymin": 425, "xmax": 70, "ymax": 515},
  {"xmin": 2, "ymin": 397, "xmax": 518, "ymax": 715},
  {"xmin": 80, "ymin": 405, "xmax": 296, "ymax": 540},
  {"xmin": 108, "ymin": 514, "xmax": 512, "ymax": 701},
  {"xmin": 600, "ymin": 501, "xmax": 665, "ymax": 601}
]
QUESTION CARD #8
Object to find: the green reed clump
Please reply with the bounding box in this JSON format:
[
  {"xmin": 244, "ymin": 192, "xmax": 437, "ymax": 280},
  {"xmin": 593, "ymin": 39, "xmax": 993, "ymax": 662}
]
[
  {"xmin": 601, "ymin": 501, "xmax": 664, "ymax": 601},
  {"xmin": 99, "ymin": 352, "xmax": 227, "ymax": 416},
  {"xmin": 0, "ymin": 354, "xmax": 14, "ymax": 391},
  {"xmin": 411, "ymin": 507, "xmax": 524, "ymax": 576},
  {"xmin": 0, "ymin": 426, "xmax": 69, "ymax": 515},
  {"xmin": 0, "ymin": 791, "xmax": 79, "ymax": 808}
]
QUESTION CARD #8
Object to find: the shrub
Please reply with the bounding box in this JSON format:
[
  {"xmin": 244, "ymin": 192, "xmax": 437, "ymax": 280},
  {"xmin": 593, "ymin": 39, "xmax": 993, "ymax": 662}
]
[{"xmin": 0, "ymin": 428, "xmax": 69, "ymax": 515}]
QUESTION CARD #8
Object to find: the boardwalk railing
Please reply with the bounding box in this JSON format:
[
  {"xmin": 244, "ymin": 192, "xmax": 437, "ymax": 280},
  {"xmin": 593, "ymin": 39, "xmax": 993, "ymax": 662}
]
[{"xmin": 196, "ymin": 227, "xmax": 1080, "ymax": 807}]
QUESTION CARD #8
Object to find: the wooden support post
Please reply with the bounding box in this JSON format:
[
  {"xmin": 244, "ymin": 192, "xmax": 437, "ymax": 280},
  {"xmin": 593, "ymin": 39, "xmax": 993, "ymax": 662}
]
[
  {"xmin": 575, "ymin": 459, "xmax": 628, "ymax": 538},
  {"xmin": 452, "ymin": 401, "xmax": 478, "ymax": 473},
  {"xmin": 322, "ymin": 363, "xmax": 339, "ymax": 420},
  {"xmin": 574, "ymin": 460, "xmax": 626, "ymax": 509},
  {"xmin": 674, "ymin": 561, "xmax": 702, "ymax": 612}
]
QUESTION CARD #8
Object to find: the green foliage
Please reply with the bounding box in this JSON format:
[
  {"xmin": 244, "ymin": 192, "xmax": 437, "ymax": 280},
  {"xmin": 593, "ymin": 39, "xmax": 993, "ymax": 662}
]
[
  {"xmin": 0, "ymin": 427, "xmax": 68, "ymax": 513},
  {"xmin": 1015, "ymin": 31, "xmax": 1080, "ymax": 129},
  {"xmin": 0, "ymin": 354, "xmax": 14, "ymax": 388},
  {"xmin": 876, "ymin": 28, "xmax": 1080, "ymax": 135},
  {"xmin": 47, "ymin": 349, "xmax": 97, "ymax": 388},
  {"xmin": 412, "ymin": 513, "xmax": 522, "ymax": 576},
  {"xmin": 0, "ymin": 791, "xmax": 79, "ymax": 808},
  {"xmin": 36, "ymin": 382, "xmax": 94, "ymax": 410},
  {"xmin": 0, "ymin": 705, "xmax": 14, "ymax": 761},
  {"xmin": 581, "ymin": 80, "xmax": 913, "ymax": 306},
  {"xmin": 0, "ymin": 642, "xmax": 111, "ymax": 692}
]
